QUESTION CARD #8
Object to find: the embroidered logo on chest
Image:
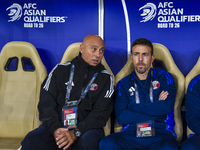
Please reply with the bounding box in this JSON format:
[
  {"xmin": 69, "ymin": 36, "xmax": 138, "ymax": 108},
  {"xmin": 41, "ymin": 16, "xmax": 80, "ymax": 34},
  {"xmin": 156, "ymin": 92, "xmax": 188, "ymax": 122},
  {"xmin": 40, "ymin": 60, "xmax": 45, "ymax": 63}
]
[
  {"xmin": 152, "ymin": 81, "xmax": 160, "ymax": 90},
  {"xmin": 90, "ymin": 83, "xmax": 98, "ymax": 91},
  {"xmin": 128, "ymin": 86, "xmax": 135, "ymax": 96}
]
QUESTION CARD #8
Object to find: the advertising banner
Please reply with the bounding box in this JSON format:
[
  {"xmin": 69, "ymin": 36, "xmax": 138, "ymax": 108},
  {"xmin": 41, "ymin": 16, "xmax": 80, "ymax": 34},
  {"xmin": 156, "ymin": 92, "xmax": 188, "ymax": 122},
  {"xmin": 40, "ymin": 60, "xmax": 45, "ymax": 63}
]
[
  {"xmin": 1, "ymin": 0, "xmax": 200, "ymax": 76},
  {"xmin": 0, "ymin": 0, "xmax": 99, "ymax": 73},
  {"xmin": 104, "ymin": 0, "xmax": 200, "ymax": 75}
]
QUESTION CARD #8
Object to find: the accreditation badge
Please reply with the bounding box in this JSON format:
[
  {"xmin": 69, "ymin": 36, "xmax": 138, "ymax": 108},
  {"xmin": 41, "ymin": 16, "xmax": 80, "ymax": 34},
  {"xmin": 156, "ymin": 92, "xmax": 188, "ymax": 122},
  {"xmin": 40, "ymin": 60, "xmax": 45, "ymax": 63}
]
[
  {"xmin": 62, "ymin": 100, "xmax": 79, "ymax": 129},
  {"xmin": 136, "ymin": 120, "xmax": 155, "ymax": 137}
]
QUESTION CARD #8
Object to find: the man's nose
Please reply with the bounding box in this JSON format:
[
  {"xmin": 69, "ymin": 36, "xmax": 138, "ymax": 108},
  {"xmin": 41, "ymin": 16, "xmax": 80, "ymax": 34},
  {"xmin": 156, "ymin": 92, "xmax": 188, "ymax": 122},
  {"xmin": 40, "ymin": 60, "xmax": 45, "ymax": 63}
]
[
  {"xmin": 95, "ymin": 50, "xmax": 100, "ymax": 57},
  {"xmin": 139, "ymin": 54, "xmax": 143, "ymax": 61}
]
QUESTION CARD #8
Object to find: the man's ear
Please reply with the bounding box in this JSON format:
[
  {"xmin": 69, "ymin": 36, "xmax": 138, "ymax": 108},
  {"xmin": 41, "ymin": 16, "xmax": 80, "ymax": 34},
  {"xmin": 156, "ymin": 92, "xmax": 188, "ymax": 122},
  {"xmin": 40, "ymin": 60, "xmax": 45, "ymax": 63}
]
[
  {"xmin": 151, "ymin": 55, "xmax": 155, "ymax": 63},
  {"xmin": 130, "ymin": 53, "xmax": 134, "ymax": 63},
  {"xmin": 80, "ymin": 44, "xmax": 83, "ymax": 53}
]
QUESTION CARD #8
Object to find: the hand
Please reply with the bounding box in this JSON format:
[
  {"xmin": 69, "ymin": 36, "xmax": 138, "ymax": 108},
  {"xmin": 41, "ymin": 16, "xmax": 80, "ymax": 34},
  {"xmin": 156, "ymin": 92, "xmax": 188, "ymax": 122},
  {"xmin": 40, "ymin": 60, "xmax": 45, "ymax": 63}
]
[
  {"xmin": 159, "ymin": 91, "xmax": 169, "ymax": 101},
  {"xmin": 54, "ymin": 128, "xmax": 77, "ymax": 150}
]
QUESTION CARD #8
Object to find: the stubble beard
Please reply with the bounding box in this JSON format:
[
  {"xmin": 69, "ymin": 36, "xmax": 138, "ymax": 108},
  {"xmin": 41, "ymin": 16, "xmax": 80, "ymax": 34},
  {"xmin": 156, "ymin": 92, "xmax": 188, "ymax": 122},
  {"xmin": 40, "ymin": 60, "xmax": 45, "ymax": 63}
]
[{"xmin": 135, "ymin": 63, "xmax": 151, "ymax": 75}]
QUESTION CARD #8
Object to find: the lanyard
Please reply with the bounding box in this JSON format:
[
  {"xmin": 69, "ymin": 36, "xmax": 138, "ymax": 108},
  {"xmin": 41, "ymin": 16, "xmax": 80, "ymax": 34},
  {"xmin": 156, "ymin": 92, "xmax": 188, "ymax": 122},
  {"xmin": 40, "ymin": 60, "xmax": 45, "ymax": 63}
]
[
  {"xmin": 65, "ymin": 63, "xmax": 98, "ymax": 104},
  {"xmin": 134, "ymin": 70, "xmax": 153, "ymax": 104}
]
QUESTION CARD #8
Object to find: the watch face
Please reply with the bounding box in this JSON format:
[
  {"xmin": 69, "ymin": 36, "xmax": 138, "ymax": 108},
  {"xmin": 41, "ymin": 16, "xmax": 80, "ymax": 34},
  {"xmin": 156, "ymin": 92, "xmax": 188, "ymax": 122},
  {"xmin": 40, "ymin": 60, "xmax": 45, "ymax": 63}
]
[{"xmin": 75, "ymin": 130, "xmax": 81, "ymax": 137}]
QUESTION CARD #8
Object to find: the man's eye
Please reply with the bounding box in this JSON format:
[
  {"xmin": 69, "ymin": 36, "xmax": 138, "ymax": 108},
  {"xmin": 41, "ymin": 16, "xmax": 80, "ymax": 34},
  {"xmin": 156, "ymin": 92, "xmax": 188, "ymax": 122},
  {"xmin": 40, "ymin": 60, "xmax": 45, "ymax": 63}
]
[{"xmin": 100, "ymin": 49, "xmax": 104, "ymax": 53}]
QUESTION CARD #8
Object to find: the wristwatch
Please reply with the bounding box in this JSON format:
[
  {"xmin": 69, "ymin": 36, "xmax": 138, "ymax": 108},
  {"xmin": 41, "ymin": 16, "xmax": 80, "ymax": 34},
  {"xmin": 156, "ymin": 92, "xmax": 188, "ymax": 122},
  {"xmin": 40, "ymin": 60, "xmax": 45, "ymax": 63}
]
[{"xmin": 74, "ymin": 129, "xmax": 81, "ymax": 138}]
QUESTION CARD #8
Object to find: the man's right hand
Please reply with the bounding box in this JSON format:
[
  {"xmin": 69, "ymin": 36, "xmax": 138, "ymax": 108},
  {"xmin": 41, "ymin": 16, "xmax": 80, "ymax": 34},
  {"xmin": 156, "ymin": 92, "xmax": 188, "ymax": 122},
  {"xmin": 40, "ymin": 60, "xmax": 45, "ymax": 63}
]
[
  {"xmin": 54, "ymin": 128, "xmax": 77, "ymax": 150},
  {"xmin": 159, "ymin": 91, "xmax": 169, "ymax": 101}
]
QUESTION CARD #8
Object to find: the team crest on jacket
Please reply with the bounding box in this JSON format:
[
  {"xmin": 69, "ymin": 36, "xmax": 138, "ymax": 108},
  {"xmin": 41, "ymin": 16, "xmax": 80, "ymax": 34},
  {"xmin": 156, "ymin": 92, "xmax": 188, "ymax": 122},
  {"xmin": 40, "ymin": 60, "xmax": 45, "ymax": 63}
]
[
  {"xmin": 90, "ymin": 83, "xmax": 98, "ymax": 91},
  {"xmin": 152, "ymin": 81, "xmax": 160, "ymax": 90}
]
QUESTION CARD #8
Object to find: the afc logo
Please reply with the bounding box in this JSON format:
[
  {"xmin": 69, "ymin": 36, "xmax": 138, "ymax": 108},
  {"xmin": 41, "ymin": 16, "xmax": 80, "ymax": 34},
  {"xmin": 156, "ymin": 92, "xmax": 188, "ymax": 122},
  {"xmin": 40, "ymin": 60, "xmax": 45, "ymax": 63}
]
[
  {"xmin": 6, "ymin": 3, "xmax": 22, "ymax": 22},
  {"xmin": 139, "ymin": 2, "xmax": 173, "ymax": 22}
]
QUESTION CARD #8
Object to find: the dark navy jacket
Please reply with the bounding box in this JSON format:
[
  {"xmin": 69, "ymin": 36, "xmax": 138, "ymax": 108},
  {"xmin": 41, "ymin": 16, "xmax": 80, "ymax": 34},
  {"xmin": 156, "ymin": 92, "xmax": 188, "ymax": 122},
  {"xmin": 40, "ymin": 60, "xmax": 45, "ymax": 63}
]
[
  {"xmin": 115, "ymin": 68, "xmax": 176, "ymax": 137},
  {"xmin": 185, "ymin": 74, "xmax": 200, "ymax": 135}
]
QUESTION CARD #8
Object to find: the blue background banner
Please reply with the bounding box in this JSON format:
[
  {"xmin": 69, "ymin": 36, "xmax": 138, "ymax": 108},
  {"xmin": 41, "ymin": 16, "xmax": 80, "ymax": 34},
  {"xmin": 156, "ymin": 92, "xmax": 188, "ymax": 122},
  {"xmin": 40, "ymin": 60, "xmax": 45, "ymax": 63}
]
[
  {"xmin": 104, "ymin": 0, "xmax": 200, "ymax": 75},
  {"xmin": 1, "ymin": 0, "xmax": 200, "ymax": 76},
  {"xmin": 0, "ymin": 0, "xmax": 99, "ymax": 73}
]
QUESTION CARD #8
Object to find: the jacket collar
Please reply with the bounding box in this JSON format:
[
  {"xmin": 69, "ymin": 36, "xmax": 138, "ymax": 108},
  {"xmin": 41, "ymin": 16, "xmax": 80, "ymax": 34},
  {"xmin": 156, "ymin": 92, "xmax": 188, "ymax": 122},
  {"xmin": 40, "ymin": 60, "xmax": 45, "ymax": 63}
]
[{"xmin": 131, "ymin": 68, "xmax": 153, "ymax": 87}]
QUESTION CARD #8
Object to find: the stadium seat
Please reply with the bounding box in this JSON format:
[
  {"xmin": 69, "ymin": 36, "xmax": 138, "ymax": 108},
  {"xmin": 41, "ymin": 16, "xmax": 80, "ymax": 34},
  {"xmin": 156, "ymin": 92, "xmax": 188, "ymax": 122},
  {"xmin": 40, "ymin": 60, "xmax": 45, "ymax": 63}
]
[
  {"xmin": 114, "ymin": 43, "xmax": 185, "ymax": 144},
  {"xmin": 60, "ymin": 42, "xmax": 114, "ymax": 136},
  {"xmin": 185, "ymin": 56, "xmax": 200, "ymax": 137},
  {"xmin": 0, "ymin": 41, "xmax": 47, "ymax": 149}
]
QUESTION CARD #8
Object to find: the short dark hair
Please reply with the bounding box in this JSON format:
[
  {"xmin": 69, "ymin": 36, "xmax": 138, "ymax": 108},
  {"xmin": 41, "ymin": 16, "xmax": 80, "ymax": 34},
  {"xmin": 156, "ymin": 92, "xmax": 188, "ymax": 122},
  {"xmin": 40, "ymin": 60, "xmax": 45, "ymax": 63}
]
[{"xmin": 131, "ymin": 38, "xmax": 153, "ymax": 55}]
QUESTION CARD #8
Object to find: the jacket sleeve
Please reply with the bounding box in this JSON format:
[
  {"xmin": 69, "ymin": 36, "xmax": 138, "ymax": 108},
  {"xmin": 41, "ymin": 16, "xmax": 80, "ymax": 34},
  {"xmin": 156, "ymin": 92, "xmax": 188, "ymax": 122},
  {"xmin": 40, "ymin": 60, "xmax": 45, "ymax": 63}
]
[
  {"xmin": 185, "ymin": 79, "xmax": 200, "ymax": 134},
  {"xmin": 38, "ymin": 65, "xmax": 63, "ymax": 135},
  {"xmin": 115, "ymin": 81, "xmax": 157, "ymax": 125},
  {"xmin": 128, "ymin": 73, "xmax": 176, "ymax": 116},
  {"xmin": 77, "ymin": 74, "xmax": 114, "ymax": 134}
]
